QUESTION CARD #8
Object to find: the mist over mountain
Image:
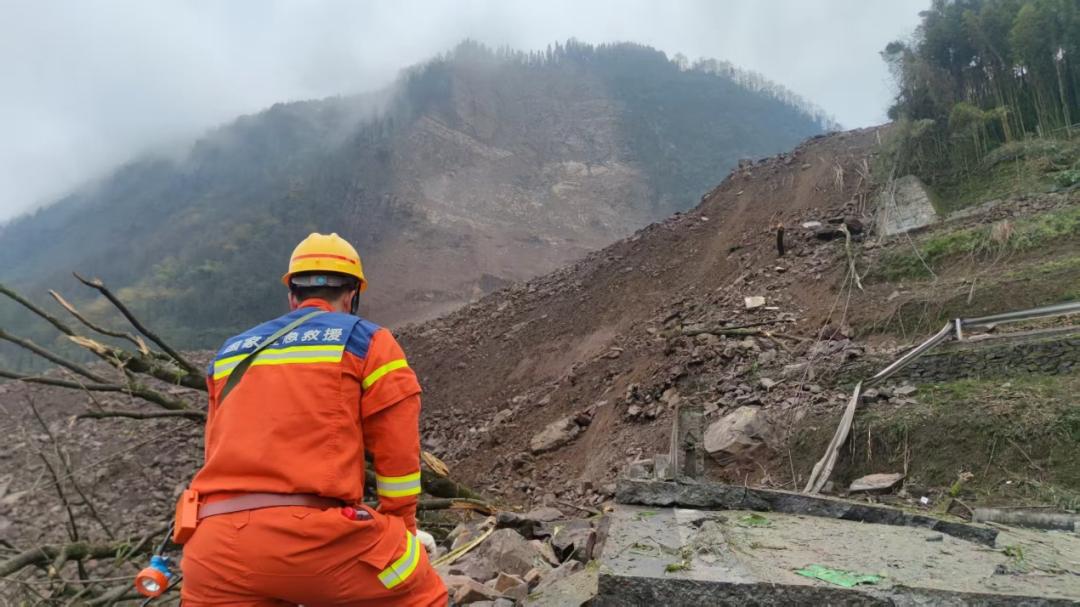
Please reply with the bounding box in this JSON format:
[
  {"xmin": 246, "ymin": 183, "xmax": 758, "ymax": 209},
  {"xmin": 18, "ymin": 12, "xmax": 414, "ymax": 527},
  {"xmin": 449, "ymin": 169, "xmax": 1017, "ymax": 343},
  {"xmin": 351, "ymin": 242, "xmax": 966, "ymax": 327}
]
[{"xmin": 0, "ymin": 40, "xmax": 831, "ymax": 365}]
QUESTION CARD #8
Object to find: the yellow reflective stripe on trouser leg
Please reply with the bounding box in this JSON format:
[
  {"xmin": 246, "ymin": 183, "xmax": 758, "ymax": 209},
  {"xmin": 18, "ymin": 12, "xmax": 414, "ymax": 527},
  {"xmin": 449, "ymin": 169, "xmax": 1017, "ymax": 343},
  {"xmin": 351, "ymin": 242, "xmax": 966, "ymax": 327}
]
[
  {"xmin": 378, "ymin": 530, "xmax": 421, "ymax": 589},
  {"xmin": 376, "ymin": 471, "xmax": 422, "ymax": 498},
  {"xmin": 362, "ymin": 359, "xmax": 409, "ymax": 389}
]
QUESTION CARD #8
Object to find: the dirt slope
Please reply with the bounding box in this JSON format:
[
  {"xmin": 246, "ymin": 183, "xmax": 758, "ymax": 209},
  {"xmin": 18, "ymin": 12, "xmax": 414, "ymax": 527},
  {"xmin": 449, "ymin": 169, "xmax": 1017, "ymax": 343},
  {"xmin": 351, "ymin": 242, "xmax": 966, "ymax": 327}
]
[{"xmin": 402, "ymin": 127, "xmax": 886, "ymax": 504}]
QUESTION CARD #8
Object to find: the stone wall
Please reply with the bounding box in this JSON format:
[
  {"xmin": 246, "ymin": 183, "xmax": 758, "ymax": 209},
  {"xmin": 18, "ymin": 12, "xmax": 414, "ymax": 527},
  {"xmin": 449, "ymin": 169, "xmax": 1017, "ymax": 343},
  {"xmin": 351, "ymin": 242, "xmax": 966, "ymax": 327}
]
[{"xmin": 844, "ymin": 328, "xmax": 1080, "ymax": 384}]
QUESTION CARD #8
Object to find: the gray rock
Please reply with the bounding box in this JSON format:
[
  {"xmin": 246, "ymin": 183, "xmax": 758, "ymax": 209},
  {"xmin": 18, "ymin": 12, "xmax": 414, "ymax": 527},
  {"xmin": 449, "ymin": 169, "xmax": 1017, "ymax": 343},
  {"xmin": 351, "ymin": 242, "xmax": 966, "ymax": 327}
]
[
  {"xmin": 493, "ymin": 408, "xmax": 514, "ymax": 426},
  {"xmin": 530, "ymin": 417, "xmax": 581, "ymax": 454},
  {"xmin": 452, "ymin": 577, "xmax": 503, "ymax": 604},
  {"xmin": 448, "ymin": 553, "xmax": 498, "ymax": 582},
  {"xmin": 703, "ymin": 406, "xmax": 773, "ymax": 463},
  {"xmin": 895, "ymin": 384, "xmax": 918, "ymax": 397},
  {"xmin": 525, "ymin": 506, "xmax": 565, "ymax": 522},
  {"xmin": 744, "ymin": 296, "xmax": 766, "ymax": 309},
  {"xmin": 849, "ymin": 472, "xmax": 905, "ymax": 494},
  {"xmin": 534, "ymin": 560, "xmax": 584, "ymax": 591},
  {"xmin": 474, "ymin": 529, "xmax": 554, "ymax": 578},
  {"xmin": 549, "ymin": 525, "xmax": 597, "ymax": 563}
]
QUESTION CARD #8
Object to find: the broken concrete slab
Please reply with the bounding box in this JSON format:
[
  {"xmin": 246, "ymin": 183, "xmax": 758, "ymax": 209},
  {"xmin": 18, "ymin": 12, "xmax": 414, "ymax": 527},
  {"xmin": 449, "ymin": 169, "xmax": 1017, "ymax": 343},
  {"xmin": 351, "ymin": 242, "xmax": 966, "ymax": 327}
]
[
  {"xmin": 615, "ymin": 479, "xmax": 997, "ymax": 546},
  {"xmin": 594, "ymin": 504, "xmax": 1080, "ymax": 606}
]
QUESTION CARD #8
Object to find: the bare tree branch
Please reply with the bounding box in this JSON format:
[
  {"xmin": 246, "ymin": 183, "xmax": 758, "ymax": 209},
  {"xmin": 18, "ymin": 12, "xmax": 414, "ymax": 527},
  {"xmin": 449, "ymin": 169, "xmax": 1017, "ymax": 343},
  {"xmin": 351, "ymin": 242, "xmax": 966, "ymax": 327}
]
[
  {"xmin": 0, "ymin": 328, "xmax": 109, "ymax": 384},
  {"xmin": 0, "ymin": 281, "xmax": 77, "ymax": 336},
  {"xmin": 417, "ymin": 498, "xmax": 495, "ymax": 514},
  {"xmin": 0, "ymin": 370, "xmax": 194, "ymax": 411},
  {"xmin": 77, "ymin": 409, "xmax": 205, "ymax": 422},
  {"xmin": 72, "ymin": 273, "xmax": 203, "ymax": 379},
  {"xmin": 49, "ymin": 290, "xmax": 150, "ymax": 354}
]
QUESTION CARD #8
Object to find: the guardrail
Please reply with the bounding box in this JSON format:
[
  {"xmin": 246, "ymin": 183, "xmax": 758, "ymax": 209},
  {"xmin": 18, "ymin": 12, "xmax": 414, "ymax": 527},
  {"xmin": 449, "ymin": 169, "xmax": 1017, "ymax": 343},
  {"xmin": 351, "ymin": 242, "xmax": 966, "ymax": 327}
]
[{"xmin": 803, "ymin": 300, "xmax": 1080, "ymax": 495}]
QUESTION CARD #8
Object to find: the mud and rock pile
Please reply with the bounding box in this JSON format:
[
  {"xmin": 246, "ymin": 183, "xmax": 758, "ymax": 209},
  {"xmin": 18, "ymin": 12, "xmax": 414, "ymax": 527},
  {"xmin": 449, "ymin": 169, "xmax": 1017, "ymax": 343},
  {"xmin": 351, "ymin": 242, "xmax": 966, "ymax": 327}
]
[{"xmin": 402, "ymin": 128, "xmax": 894, "ymax": 504}]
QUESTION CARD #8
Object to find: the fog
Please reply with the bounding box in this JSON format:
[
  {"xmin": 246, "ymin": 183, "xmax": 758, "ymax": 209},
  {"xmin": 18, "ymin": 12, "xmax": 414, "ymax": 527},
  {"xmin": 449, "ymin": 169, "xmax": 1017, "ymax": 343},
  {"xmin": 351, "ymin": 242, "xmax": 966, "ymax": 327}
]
[{"xmin": 0, "ymin": 0, "xmax": 926, "ymax": 221}]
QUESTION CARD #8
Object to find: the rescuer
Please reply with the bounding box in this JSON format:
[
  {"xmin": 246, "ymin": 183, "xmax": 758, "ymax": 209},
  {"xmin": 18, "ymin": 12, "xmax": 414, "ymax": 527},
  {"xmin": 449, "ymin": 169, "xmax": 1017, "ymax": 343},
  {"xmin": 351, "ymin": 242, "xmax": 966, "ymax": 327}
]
[{"xmin": 177, "ymin": 232, "xmax": 448, "ymax": 606}]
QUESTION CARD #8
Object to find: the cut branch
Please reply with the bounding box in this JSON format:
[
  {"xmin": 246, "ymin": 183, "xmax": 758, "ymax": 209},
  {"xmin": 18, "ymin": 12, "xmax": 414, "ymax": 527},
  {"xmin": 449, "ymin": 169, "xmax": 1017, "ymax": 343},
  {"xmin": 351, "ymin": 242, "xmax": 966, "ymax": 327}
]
[
  {"xmin": 67, "ymin": 335, "xmax": 204, "ymax": 391},
  {"xmin": 72, "ymin": 273, "xmax": 203, "ymax": 379},
  {"xmin": 49, "ymin": 290, "xmax": 149, "ymax": 354}
]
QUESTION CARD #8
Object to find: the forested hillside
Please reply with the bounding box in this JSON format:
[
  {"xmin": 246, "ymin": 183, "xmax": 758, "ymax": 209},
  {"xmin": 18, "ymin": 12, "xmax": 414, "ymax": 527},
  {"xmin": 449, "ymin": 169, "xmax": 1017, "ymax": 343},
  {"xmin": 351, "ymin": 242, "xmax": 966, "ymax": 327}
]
[
  {"xmin": 881, "ymin": 0, "xmax": 1080, "ymax": 207},
  {"xmin": 0, "ymin": 41, "xmax": 832, "ymax": 367}
]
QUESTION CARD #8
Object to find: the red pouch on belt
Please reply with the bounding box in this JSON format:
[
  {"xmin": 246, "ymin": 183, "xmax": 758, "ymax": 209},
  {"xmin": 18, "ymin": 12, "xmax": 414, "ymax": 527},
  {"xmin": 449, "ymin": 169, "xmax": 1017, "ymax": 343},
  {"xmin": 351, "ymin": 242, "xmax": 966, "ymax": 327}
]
[{"xmin": 172, "ymin": 489, "xmax": 199, "ymax": 544}]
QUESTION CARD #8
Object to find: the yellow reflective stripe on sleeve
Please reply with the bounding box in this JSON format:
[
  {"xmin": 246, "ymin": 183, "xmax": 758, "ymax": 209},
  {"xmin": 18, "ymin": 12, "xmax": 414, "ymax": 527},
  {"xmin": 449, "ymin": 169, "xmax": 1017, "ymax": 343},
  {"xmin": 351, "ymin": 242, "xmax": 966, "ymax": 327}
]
[
  {"xmin": 362, "ymin": 359, "xmax": 409, "ymax": 390},
  {"xmin": 212, "ymin": 345, "xmax": 345, "ymax": 380},
  {"xmin": 376, "ymin": 471, "xmax": 422, "ymax": 498},
  {"xmin": 377, "ymin": 530, "xmax": 421, "ymax": 589}
]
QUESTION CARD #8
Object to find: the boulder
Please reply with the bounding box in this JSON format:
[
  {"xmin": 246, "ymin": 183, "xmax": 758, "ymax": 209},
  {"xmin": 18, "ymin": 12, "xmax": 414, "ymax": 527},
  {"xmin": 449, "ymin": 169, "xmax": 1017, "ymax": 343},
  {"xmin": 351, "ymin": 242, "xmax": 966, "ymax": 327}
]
[
  {"xmin": 492, "ymin": 572, "xmax": 526, "ymax": 593},
  {"xmin": 703, "ymin": 406, "xmax": 773, "ymax": 463},
  {"xmin": 530, "ymin": 417, "xmax": 581, "ymax": 454},
  {"xmin": 529, "ymin": 539, "xmax": 561, "ymax": 566},
  {"xmin": 474, "ymin": 528, "xmax": 554, "ymax": 577},
  {"xmin": 447, "ymin": 553, "xmax": 498, "ymax": 582},
  {"xmin": 452, "ymin": 578, "xmax": 503, "ymax": 604},
  {"xmin": 533, "ymin": 560, "xmax": 584, "ymax": 591},
  {"xmin": 549, "ymin": 525, "xmax": 597, "ymax": 563},
  {"xmin": 849, "ymin": 472, "xmax": 905, "ymax": 494}
]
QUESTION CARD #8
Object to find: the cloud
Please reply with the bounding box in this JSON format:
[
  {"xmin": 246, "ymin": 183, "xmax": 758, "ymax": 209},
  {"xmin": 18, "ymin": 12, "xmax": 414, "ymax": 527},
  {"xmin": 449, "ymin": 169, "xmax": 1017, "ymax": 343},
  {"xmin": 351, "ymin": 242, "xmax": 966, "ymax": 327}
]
[{"xmin": 0, "ymin": 0, "xmax": 926, "ymax": 220}]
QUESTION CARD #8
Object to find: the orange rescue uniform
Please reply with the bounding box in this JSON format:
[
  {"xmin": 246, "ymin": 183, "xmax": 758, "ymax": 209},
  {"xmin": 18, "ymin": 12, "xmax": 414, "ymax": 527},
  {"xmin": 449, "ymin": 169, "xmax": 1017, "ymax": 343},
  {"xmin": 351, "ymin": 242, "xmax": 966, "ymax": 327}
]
[{"xmin": 181, "ymin": 299, "xmax": 448, "ymax": 606}]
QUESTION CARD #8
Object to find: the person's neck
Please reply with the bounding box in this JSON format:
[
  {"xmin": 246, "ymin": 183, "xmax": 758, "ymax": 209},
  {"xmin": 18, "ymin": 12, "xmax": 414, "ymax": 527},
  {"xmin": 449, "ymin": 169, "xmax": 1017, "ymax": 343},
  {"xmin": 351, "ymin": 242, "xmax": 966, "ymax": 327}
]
[{"xmin": 298, "ymin": 298, "xmax": 344, "ymax": 313}]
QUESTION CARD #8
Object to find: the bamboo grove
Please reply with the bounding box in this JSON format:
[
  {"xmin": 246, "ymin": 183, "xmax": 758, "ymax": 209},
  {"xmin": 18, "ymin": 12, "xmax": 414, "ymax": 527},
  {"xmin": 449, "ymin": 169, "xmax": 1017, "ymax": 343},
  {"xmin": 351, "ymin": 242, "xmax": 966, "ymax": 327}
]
[{"xmin": 883, "ymin": 0, "xmax": 1080, "ymax": 182}]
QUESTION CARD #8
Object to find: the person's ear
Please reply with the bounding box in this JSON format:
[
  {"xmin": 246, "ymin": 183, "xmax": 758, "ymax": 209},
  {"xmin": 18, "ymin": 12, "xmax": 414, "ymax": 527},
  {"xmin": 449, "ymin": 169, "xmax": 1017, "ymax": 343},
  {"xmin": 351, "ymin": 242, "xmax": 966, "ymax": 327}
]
[{"xmin": 287, "ymin": 290, "xmax": 299, "ymax": 311}]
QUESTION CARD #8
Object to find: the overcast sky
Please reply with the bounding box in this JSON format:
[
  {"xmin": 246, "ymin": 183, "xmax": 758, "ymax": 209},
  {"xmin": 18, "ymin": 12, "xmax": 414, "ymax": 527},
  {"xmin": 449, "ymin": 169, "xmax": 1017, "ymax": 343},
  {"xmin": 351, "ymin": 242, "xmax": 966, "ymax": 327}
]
[{"xmin": 0, "ymin": 0, "xmax": 926, "ymax": 221}]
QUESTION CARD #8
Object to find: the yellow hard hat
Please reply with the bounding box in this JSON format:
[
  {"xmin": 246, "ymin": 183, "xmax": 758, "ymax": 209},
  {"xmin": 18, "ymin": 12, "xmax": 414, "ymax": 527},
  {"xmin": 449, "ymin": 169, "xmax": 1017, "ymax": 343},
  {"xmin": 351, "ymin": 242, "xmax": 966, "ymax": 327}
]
[{"xmin": 282, "ymin": 232, "xmax": 367, "ymax": 292}]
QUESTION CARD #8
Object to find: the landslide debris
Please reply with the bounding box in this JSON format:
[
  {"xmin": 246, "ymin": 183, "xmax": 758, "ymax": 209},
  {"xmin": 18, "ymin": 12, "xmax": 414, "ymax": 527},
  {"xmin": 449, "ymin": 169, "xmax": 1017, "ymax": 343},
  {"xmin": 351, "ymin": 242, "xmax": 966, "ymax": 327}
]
[{"xmin": 403, "ymin": 127, "xmax": 891, "ymax": 505}]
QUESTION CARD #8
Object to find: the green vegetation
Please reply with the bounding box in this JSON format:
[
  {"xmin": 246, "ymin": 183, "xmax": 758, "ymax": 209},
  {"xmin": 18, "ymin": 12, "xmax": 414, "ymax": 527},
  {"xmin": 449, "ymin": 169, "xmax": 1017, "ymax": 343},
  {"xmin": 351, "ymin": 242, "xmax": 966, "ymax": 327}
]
[
  {"xmin": 931, "ymin": 139, "xmax": 1080, "ymax": 212},
  {"xmin": 794, "ymin": 375, "xmax": 1080, "ymax": 510},
  {"xmin": 737, "ymin": 513, "xmax": 772, "ymax": 527},
  {"xmin": 880, "ymin": 0, "xmax": 1080, "ymax": 205},
  {"xmin": 874, "ymin": 204, "xmax": 1080, "ymax": 280}
]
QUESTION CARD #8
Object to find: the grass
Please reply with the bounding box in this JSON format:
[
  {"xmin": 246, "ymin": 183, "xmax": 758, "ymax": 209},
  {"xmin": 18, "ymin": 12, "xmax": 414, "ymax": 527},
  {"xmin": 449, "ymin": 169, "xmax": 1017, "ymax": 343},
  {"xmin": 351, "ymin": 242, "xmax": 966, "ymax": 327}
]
[
  {"xmin": 874, "ymin": 205, "xmax": 1080, "ymax": 281},
  {"xmin": 929, "ymin": 138, "xmax": 1080, "ymax": 214},
  {"xmin": 790, "ymin": 374, "xmax": 1080, "ymax": 509}
]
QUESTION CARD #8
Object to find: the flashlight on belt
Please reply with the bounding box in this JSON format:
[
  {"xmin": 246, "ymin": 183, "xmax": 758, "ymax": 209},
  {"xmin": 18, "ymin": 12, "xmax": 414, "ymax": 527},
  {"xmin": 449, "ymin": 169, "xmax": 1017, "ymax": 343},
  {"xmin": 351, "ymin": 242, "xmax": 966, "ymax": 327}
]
[{"xmin": 135, "ymin": 555, "xmax": 174, "ymax": 597}]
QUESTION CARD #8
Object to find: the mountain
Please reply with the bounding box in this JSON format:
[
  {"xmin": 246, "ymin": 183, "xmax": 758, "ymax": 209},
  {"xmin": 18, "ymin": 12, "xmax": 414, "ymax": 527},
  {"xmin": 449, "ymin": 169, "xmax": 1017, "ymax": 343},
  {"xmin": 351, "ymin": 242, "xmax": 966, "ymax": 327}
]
[{"xmin": 0, "ymin": 40, "xmax": 833, "ymax": 363}]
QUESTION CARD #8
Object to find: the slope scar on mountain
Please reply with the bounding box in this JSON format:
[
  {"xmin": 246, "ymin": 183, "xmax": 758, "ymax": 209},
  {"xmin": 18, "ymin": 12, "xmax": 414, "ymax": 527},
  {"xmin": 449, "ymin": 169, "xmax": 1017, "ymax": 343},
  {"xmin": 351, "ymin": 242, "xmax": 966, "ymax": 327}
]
[{"xmin": 412, "ymin": 116, "xmax": 514, "ymax": 161}]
